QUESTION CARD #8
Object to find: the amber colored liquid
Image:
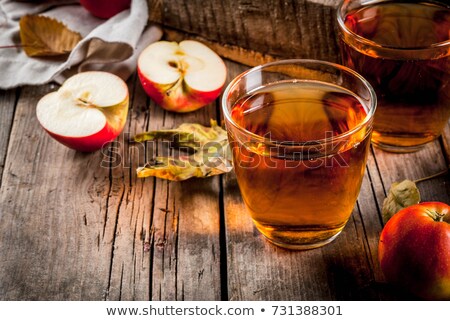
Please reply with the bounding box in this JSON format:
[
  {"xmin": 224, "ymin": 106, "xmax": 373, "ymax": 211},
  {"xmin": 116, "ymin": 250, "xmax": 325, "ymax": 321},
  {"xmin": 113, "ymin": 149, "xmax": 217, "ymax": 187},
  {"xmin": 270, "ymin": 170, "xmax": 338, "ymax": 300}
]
[
  {"xmin": 229, "ymin": 81, "xmax": 371, "ymax": 249},
  {"xmin": 341, "ymin": 1, "xmax": 450, "ymax": 151}
]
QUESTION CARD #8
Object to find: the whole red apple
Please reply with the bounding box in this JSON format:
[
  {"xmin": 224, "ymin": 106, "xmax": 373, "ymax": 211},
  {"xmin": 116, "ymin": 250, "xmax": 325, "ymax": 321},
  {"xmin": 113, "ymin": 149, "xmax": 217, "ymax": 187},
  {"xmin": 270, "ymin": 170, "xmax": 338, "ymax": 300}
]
[
  {"xmin": 378, "ymin": 202, "xmax": 450, "ymax": 300},
  {"xmin": 80, "ymin": 0, "xmax": 131, "ymax": 19}
]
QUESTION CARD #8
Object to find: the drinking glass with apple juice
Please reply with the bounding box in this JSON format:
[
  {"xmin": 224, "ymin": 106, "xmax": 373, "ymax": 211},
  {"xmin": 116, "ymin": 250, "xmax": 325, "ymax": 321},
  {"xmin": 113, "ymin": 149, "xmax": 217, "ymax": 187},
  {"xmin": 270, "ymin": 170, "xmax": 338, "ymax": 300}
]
[
  {"xmin": 222, "ymin": 60, "xmax": 376, "ymax": 250},
  {"xmin": 337, "ymin": 0, "xmax": 450, "ymax": 152}
]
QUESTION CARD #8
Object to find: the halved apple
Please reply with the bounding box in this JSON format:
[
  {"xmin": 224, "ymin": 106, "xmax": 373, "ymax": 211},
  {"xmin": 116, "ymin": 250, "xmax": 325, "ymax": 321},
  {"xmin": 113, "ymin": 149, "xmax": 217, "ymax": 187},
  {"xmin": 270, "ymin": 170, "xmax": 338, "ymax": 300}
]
[
  {"xmin": 137, "ymin": 40, "xmax": 227, "ymax": 113},
  {"xmin": 36, "ymin": 71, "xmax": 129, "ymax": 152}
]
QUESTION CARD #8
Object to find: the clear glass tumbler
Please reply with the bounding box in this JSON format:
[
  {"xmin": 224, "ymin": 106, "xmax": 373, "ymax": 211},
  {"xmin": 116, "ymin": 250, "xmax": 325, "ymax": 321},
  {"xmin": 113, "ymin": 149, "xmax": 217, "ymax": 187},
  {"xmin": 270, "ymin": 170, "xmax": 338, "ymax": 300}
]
[
  {"xmin": 222, "ymin": 59, "xmax": 376, "ymax": 249},
  {"xmin": 337, "ymin": 0, "xmax": 450, "ymax": 152}
]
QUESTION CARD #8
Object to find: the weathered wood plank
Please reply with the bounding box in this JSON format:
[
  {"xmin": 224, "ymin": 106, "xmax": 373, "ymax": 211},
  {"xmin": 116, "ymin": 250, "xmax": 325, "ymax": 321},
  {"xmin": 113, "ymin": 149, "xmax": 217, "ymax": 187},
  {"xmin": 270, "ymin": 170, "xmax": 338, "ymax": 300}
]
[
  {"xmin": 0, "ymin": 89, "xmax": 17, "ymax": 185},
  {"xmin": 352, "ymin": 146, "xmax": 421, "ymax": 300},
  {"xmin": 0, "ymin": 85, "xmax": 114, "ymax": 299},
  {"xmin": 354, "ymin": 149, "xmax": 389, "ymax": 295},
  {"xmin": 102, "ymin": 74, "xmax": 154, "ymax": 300},
  {"xmin": 149, "ymin": 0, "xmax": 340, "ymax": 62},
  {"xmin": 164, "ymin": 28, "xmax": 279, "ymax": 68},
  {"xmin": 148, "ymin": 97, "xmax": 222, "ymax": 301},
  {"xmin": 372, "ymin": 140, "xmax": 450, "ymax": 205}
]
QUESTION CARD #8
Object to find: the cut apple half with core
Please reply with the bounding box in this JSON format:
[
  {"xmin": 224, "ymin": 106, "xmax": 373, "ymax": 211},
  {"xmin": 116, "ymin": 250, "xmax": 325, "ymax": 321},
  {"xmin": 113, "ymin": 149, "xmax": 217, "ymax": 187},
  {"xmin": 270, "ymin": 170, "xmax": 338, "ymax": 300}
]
[
  {"xmin": 36, "ymin": 71, "xmax": 129, "ymax": 152},
  {"xmin": 138, "ymin": 40, "xmax": 227, "ymax": 112}
]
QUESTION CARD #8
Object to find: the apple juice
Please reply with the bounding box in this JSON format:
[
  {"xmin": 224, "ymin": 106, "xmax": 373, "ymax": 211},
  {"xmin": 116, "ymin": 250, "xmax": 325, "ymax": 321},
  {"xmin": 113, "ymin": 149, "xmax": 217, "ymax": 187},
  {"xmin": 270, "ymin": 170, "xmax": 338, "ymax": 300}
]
[
  {"xmin": 229, "ymin": 80, "xmax": 371, "ymax": 248},
  {"xmin": 340, "ymin": 1, "xmax": 450, "ymax": 150}
]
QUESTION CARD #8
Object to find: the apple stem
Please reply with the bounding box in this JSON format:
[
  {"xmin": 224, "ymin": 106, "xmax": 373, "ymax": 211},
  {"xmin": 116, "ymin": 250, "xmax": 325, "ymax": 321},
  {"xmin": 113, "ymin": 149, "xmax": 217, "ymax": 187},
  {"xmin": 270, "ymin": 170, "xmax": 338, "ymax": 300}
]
[
  {"xmin": 435, "ymin": 212, "xmax": 445, "ymax": 223},
  {"xmin": 426, "ymin": 209, "xmax": 446, "ymax": 222},
  {"xmin": 0, "ymin": 44, "xmax": 27, "ymax": 49},
  {"xmin": 414, "ymin": 167, "xmax": 449, "ymax": 184}
]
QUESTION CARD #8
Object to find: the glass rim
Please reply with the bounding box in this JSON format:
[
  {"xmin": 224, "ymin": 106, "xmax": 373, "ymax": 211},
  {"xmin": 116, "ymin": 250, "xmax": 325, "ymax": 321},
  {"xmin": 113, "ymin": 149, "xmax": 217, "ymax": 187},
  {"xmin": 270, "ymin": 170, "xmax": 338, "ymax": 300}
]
[
  {"xmin": 221, "ymin": 59, "xmax": 377, "ymax": 147},
  {"xmin": 337, "ymin": 0, "xmax": 450, "ymax": 51}
]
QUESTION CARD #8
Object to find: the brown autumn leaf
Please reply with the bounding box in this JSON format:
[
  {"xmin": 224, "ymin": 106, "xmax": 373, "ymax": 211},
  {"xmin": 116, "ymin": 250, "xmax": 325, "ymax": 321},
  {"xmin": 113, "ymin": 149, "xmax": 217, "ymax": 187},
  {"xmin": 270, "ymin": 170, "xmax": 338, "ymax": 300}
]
[{"xmin": 19, "ymin": 15, "xmax": 82, "ymax": 57}]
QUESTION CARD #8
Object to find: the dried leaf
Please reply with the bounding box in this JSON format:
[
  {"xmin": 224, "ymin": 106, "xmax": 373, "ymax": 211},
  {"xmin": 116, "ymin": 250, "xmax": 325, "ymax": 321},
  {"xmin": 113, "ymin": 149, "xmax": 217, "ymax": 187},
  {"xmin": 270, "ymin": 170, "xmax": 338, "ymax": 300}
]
[
  {"xmin": 134, "ymin": 120, "xmax": 228, "ymax": 150},
  {"xmin": 135, "ymin": 120, "xmax": 232, "ymax": 181},
  {"xmin": 382, "ymin": 180, "xmax": 421, "ymax": 224},
  {"xmin": 19, "ymin": 15, "xmax": 82, "ymax": 57}
]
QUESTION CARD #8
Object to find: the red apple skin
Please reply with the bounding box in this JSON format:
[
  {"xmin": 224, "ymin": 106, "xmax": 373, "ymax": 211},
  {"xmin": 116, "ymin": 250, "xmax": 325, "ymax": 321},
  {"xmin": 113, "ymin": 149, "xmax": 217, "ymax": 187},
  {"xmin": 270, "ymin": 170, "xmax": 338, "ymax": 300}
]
[
  {"xmin": 137, "ymin": 66, "xmax": 223, "ymax": 113},
  {"xmin": 80, "ymin": 0, "xmax": 131, "ymax": 19},
  {"xmin": 44, "ymin": 122, "xmax": 122, "ymax": 153},
  {"xmin": 378, "ymin": 202, "xmax": 450, "ymax": 300}
]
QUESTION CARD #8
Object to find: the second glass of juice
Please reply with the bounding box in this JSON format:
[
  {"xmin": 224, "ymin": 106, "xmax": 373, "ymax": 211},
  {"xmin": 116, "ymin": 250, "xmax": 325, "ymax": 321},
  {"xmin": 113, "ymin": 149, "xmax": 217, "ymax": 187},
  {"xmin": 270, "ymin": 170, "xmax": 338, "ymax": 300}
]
[
  {"xmin": 337, "ymin": 0, "xmax": 450, "ymax": 152},
  {"xmin": 222, "ymin": 60, "xmax": 377, "ymax": 249}
]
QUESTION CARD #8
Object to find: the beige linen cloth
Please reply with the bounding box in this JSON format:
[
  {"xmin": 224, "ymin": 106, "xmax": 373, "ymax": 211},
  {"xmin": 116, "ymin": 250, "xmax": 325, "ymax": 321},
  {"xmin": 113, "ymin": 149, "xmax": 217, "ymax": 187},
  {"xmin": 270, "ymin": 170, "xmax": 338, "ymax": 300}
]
[{"xmin": 0, "ymin": 0, "xmax": 162, "ymax": 89}]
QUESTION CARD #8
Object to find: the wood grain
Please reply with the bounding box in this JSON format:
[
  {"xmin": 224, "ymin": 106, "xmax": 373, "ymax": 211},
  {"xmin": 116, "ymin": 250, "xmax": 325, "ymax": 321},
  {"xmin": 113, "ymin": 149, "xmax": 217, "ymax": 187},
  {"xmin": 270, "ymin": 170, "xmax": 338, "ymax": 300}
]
[
  {"xmin": 0, "ymin": 89, "xmax": 17, "ymax": 185},
  {"xmin": 372, "ymin": 141, "xmax": 450, "ymax": 205},
  {"xmin": 100, "ymin": 74, "xmax": 154, "ymax": 300},
  {"xmin": 0, "ymin": 85, "xmax": 113, "ymax": 299},
  {"xmin": 149, "ymin": 0, "xmax": 340, "ymax": 63},
  {"xmin": 147, "ymin": 96, "xmax": 222, "ymax": 301},
  {"xmin": 164, "ymin": 28, "xmax": 279, "ymax": 68}
]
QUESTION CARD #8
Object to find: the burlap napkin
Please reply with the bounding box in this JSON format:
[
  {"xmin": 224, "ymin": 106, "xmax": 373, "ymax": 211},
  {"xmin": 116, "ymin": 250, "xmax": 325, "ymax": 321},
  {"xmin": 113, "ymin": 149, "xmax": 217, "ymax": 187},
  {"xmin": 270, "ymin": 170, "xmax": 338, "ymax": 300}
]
[{"xmin": 0, "ymin": 0, "xmax": 162, "ymax": 89}]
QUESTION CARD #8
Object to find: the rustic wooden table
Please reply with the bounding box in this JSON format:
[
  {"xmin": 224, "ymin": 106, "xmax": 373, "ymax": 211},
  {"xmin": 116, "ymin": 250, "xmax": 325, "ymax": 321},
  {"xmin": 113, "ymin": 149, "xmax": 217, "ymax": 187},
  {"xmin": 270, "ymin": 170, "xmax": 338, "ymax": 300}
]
[{"xmin": 0, "ymin": 60, "xmax": 449, "ymax": 300}]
